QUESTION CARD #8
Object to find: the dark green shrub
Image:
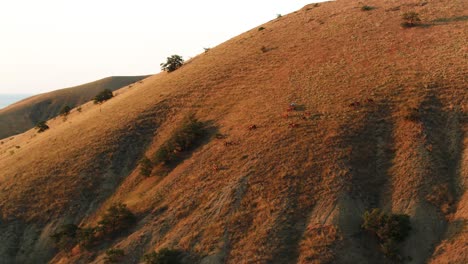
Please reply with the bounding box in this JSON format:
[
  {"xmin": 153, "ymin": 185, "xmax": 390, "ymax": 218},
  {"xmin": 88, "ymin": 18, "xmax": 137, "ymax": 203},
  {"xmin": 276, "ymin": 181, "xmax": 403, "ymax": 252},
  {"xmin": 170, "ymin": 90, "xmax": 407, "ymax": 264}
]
[
  {"xmin": 258, "ymin": 27, "xmax": 265, "ymax": 31},
  {"xmin": 94, "ymin": 89, "xmax": 114, "ymax": 104},
  {"xmin": 154, "ymin": 146, "xmax": 176, "ymax": 166},
  {"xmin": 402, "ymin": 12, "xmax": 421, "ymax": 27},
  {"xmin": 361, "ymin": 5, "xmax": 374, "ymax": 11},
  {"xmin": 143, "ymin": 248, "xmax": 181, "ymax": 264},
  {"xmin": 276, "ymin": 14, "xmax": 282, "ymax": 18},
  {"xmin": 59, "ymin": 105, "xmax": 71, "ymax": 116},
  {"xmin": 97, "ymin": 203, "xmax": 136, "ymax": 236},
  {"xmin": 77, "ymin": 227, "xmax": 96, "ymax": 249},
  {"xmin": 105, "ymin": 248, "xmax": 125, "ymax": 263},
  {"xmin": 154, "ymin": 114, "xmax": 205, "ymax": 165},
  {"xmin": 381, "ymin": 214, "xmax": 411, "ymax": 242},
  {"xmin": 362, "ymin": 208, "xmax": 386, "ymax": 236},
  {"xmin": 35, "ymin": 121, "xmax": 49, "ymax": 133},
  {"xmin": 50, "ymin": 224, "xmax": 79, "ymax": 251},
  {"xmin": 362, "ymin": 209, "xmax": 411, "ymax": 258},
  {"xmin": 380, "ymin": 239, "xmax": 398, "ymax": 259},
  {"xmin": 160, "ymin": 55, "xmax": 184, "ymax": 72},
  {"xmin": 140, "ymin": 156, "xmax": 154, "ymax": 177}
]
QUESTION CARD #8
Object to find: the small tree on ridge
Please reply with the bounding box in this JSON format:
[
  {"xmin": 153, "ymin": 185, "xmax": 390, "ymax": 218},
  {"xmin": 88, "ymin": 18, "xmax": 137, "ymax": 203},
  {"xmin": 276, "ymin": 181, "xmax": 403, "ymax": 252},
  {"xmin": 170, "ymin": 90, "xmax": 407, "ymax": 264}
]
[
  {"xmin": 94, "ymin": 89, "xmax": 114, "ymax": 104},
  {"xmin": 160, "ymin": 55, "xmax": 184, "ymax": 72}
]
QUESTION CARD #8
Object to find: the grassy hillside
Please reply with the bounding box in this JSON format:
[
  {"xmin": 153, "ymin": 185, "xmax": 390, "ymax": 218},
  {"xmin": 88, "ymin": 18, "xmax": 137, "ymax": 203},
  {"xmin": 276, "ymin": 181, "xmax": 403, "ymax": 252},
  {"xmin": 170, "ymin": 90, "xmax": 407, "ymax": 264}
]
[
  {"xmin": 0, "ymin": 76, "xmax": 149, "ymax": 139},
  {"xmin": 0, "ymin": 0, "xmax": 466, "ymax": 263}
]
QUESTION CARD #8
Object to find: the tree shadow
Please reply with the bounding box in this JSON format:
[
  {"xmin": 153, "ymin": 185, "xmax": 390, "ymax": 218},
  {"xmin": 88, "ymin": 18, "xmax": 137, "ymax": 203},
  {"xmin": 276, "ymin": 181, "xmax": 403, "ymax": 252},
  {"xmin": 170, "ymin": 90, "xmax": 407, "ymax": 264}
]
[{"xmin": 432, "ymin": 16, "xmax": 468, "ymax": 24}]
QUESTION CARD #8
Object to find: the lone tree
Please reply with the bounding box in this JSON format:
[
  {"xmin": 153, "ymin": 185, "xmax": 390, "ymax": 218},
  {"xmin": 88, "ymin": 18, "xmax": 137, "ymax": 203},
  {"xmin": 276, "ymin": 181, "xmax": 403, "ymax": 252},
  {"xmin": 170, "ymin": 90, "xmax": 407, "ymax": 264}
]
[
  {"xmin": 402, "ymin": 12, "xmax": 421, "ymax": 27},
  {"xmin": 59, "ymin": 105, "xmax": 71, "ymax": 116},
  {"xmin": 94, "ymin": 89, "xmax": 114, "ymax": 104},
  {"xmin": 160, "ymin": 55, "xmax": 184, "ymax": 72},
  {"xmin": 35, "ymin": 121, "xmax": 49, "ymax": 133}
]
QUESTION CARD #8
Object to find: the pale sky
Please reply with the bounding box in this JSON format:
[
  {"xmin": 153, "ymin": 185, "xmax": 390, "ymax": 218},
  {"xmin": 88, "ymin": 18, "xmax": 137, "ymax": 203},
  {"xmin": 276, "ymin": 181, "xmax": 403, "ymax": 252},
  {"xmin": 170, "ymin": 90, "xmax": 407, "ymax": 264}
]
[{"xmin": 0, "ymin": 0, "xmax": 326, "ymax": 94}]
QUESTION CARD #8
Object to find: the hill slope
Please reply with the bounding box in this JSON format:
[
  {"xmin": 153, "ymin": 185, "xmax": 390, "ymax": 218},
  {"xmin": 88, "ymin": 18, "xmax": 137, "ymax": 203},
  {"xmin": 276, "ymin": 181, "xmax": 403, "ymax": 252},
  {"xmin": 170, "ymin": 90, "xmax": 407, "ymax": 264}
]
[
  {"xmin": 0, "ymin": 75, "xmax": 149, "ymax": 139},
  {"xmin": 0, "ymin": 0, "xmax": 466, "ymax": 263}
]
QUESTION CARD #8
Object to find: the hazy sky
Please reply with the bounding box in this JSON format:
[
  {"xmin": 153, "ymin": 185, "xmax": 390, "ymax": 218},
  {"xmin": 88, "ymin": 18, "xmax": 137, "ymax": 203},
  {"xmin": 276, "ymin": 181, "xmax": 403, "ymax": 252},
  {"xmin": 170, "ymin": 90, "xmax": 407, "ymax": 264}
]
[{"xmin": 1, "ymin": 0, "xmax": 326, "ymax": 94}]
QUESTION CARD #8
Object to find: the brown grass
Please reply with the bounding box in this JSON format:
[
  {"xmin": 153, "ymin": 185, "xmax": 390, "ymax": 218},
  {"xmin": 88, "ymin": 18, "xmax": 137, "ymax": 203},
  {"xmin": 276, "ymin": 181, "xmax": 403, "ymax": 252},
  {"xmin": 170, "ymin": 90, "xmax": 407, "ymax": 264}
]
[{"xmin": 0, "ymin": 0, "xmax": 466, "ymax": 263}]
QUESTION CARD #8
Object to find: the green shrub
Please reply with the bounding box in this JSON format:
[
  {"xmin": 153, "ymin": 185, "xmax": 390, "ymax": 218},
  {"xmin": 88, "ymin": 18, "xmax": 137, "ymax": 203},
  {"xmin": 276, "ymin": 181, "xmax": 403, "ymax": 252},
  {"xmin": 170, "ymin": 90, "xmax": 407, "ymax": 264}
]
[
  {"xmin": 97, "ymin": 203, "xmax": 136, "ymax": 236},
  {"xmin": 362, "ymin": 208, "xmax": 386, "ymax": 235},
  {"xmin": 35, "ymin": 121, "xmax": 49, "ymax": 133},
  {"xmin": 380, "ymin": 239, "xmax": 398, "ymax": 259},
  {"xmin": 50, "ymin": 224, "xmax": 79, "ymax": 251},
  {"xmin": 362, "ymin": 209, "xmax": 411, "ymax": 258},
  {"xmin": 143, "ymin": 248, "xmax": 182, "ymax": 264},
  {"xmin": 77, "ymin": 227, "xmax": 96, "ymax": 249},
  {"xmin": 402, "ymin": 12, "xmax": 421, "ymax": 27},
  {"xmin": 361, "ymin": 5, "xmax": 374, "ymax": 11},
  {"xmin": 154, "ymin": 146, "xmax": 176, "ymax": 166},
  {"xmin": 160, "ymin": 55, "xmax": 184, "ymax": 72},
  {"xmin": 94, "ymin": 89, "xmax": 114, "ymax": 104},
  {"xmin": 139, "ymin": 156, "xmax": 154, "ymax": 177},
  {"xmin": 258, "ymin": 27, "xmax": 265, "ymax": 31},
  {"xmin": 276, "ymin": 14, "xmax": 282, "ymax": 18},
  {"xmin": 154, "ymin": 114, "xmax": 205, "ymax": 165},
  {"xmin": 59, "ymin": 105, "xmax": 71, "ymax": 116},
  {"xmin": 105, "ymin": 248, "xmax": 125, "ymax": 263}
]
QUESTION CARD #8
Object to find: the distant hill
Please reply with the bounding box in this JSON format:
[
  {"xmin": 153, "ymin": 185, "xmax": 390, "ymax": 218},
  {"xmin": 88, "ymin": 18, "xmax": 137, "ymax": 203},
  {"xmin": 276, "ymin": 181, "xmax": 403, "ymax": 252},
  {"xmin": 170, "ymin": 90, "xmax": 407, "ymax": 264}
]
[
  {"xmin": 0, "ymin": 1, "xmax": 466, "ymax": 263},
  {"xmin": 0, "ymin": 94, "xmax": 32, "ymax": 109},
  {"xmin": 0, "ymin": 76, "xmax": 149, "ymax": 139}
]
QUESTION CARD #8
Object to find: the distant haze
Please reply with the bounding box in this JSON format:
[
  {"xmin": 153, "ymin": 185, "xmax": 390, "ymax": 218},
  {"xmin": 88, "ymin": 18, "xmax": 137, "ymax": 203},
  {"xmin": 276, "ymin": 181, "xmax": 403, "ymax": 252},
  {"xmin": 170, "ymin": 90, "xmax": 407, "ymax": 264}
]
[
  {"xmin": 0, "ymin": 94, "xmax": 32, "ymax": 109},
  {"xmin": 0, "ymin": 0, "xmax": 326, "ymax": 95}
]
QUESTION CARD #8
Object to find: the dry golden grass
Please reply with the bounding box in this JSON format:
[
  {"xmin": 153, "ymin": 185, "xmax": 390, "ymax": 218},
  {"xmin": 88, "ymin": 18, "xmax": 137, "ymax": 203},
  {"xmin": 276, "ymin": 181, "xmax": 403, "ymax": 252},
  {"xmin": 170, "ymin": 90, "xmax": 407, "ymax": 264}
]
[{"xmin": 0, "ymin": 0, "xmax": 466, "ymax": 263}]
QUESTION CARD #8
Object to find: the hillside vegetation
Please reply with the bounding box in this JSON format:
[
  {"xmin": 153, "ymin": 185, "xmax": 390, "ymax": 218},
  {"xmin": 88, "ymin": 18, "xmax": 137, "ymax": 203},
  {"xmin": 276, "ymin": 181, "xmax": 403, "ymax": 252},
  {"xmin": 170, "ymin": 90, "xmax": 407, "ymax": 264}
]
[
  {"xmin": 0, "ymin": 0, "xmax": 466, "ymax": 263},
  {"xmin": 0, "ymin": 76, "xmax": 149, "ymax": 139}
]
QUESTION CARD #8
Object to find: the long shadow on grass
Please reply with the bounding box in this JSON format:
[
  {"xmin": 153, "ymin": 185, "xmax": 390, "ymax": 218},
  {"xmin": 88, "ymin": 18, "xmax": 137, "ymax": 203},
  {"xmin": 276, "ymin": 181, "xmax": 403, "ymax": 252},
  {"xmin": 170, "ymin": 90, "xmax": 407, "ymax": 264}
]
[
  {"xmin": 336, "ymin": 100, "xmax": 396, "ymax": 262},
  {"xmin": 344, "ymin": 101, "xmax": 395, "ymax": 208},
  {"xmin": 412, "ymin": 86, "xmax": 465, "ymax": 263},
  {"xmin": 262, "ymin": 101, "xmax": 396, "ymax": 263}
]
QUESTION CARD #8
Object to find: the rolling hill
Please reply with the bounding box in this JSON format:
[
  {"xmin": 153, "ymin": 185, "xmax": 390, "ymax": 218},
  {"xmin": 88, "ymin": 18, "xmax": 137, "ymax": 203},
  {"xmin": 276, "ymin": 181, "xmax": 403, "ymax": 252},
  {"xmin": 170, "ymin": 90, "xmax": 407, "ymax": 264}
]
[
  {"xmin": 0, "ymin": 0, "xmax": 466, "ymax": 263},
  {"xmin": 0, "ymin": 76, "xmax": 149, "ymax": 139}
]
